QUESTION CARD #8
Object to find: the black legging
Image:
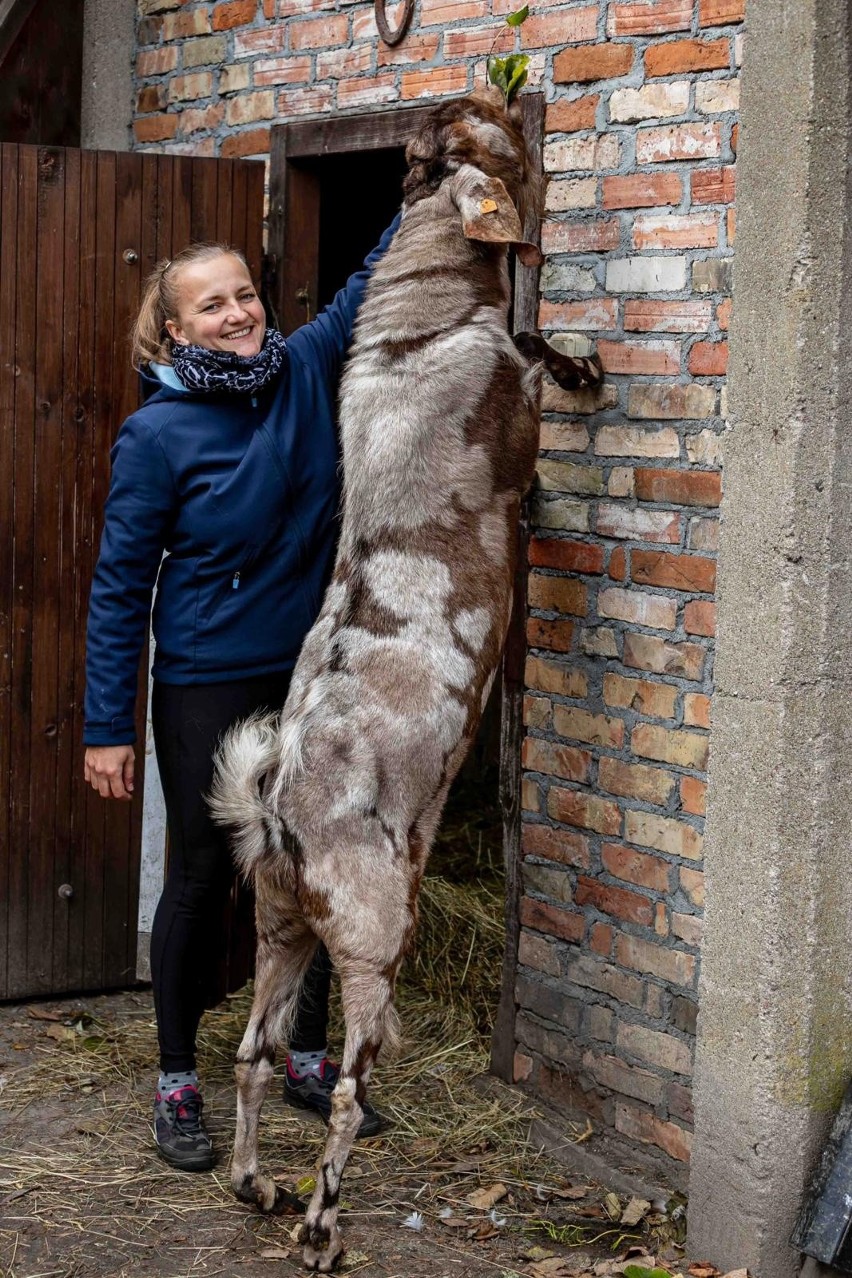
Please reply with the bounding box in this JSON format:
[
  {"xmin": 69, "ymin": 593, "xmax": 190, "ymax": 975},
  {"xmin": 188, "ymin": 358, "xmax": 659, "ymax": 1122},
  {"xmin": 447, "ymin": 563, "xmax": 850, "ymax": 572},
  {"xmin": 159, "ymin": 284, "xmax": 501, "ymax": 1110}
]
[{"xmin": 150, "ymin": 673, "xmax": 331, "ymax": 1073}]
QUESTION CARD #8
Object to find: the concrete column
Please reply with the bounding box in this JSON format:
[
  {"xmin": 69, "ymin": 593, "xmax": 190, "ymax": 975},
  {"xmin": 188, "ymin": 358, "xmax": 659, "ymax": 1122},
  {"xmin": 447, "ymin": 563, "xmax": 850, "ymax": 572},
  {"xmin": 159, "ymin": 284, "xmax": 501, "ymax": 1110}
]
[
  {"xmin": 81, "ymin": 0, "xmax": 135, "ymax": 151},
  {"xmin": 688, "ymin": 2, "xmax": 852, "ymax": 1274}
]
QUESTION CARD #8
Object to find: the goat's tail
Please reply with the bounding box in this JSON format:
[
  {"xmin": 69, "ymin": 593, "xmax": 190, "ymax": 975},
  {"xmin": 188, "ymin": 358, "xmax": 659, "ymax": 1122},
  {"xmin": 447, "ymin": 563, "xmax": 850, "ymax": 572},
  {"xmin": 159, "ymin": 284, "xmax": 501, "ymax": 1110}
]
[{"xmin": 209, "ymin": 711, "xmax": 285, "ymax": 881}]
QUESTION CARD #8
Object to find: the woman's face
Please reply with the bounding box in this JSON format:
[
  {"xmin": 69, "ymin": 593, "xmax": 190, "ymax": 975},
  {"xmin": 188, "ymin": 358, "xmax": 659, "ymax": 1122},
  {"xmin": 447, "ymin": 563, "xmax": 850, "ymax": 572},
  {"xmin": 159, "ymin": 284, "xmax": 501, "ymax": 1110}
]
[{"xmin": 165, "ymin": 254, "xmax": 266, "ymax": 358}]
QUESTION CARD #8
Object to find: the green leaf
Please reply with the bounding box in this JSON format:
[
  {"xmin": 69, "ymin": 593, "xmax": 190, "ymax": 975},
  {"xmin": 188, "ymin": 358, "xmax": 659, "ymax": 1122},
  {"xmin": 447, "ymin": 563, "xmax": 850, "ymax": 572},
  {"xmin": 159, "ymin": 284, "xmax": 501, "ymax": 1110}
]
[
  {"xmin": 487, "ymin": 55, "xmax": 510, "ymax": 93},
  {"xmin": 623, "ymin": 1267, "xmax": 673, "ymax": 1278},
  {"xmin": 505, "ymin": 58, "xmax": 529, "ymax": 100},
  {"xmin": 506, "ymin": 4, "xmax": 529, "ymax": 25}
]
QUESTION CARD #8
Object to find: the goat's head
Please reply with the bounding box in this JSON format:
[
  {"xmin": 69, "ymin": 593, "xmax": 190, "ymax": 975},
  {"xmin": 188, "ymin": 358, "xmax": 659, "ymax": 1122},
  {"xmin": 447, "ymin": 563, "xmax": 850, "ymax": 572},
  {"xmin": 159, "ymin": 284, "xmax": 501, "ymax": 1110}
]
[{"xmin": 403, "ymin": 87, "xmax": 542, "ymax": 266}]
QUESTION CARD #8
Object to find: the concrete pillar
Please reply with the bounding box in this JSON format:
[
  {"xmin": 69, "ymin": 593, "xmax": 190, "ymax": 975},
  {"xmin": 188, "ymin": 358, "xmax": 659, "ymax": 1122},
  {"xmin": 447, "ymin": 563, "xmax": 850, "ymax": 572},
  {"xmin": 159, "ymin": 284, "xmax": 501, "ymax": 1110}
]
[
  {"xmin": 688, "ymin": 2, "xmax": 852, "ymax": 1274},
  {"xmin": 81, "ymin": 0, "xmax": 135, "ymax": 150}
]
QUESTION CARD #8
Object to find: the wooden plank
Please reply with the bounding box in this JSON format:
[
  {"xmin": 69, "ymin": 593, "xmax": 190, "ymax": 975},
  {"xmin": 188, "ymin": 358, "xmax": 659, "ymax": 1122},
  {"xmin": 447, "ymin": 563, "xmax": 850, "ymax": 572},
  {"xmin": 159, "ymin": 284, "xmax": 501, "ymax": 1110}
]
[
  {"xmin": 154, "ymin": 151, "xmax": 174, "ymax": 264},
  {"xmin": 281, "ymin": 163, "xmax": 320, "ymax": 336},
  {"xmin": 190, "ymin": 155, "xmax": 218, "ymax": 244},
  {"xmin": 0, "ymin": 144, "xmax": 19, "ymax": 998},
  {"xmin": 52, "ymin": 144, "xmax": 81, "ymax": 993},
  {"xmin": 491, "ymin": 92, "xmax": 544, "ymax": 1082},
  {"xmin": 66, "ymin": 147, "xmax": 99, "ymax": 993},
  {"xmin": 215, "ymin": 157, "xmax": 233, "ymax": 244},
  {"xmin": 171, "ymin": 155, "xmax": 192, "ymax": 256},
  {"xmin": 7, "ymin": 145, "xmax": 37, "ymax": 996},
  {"xmin": 243, "ymin": 160, "xmax": 264, "ymax": 287},
  {"xmin": 273, "ymin": 104, "xmax": 432, "ymax": 159},
  {"xmin": 26, "ymin": 146, "xmax": 66, "ymax": 995}
]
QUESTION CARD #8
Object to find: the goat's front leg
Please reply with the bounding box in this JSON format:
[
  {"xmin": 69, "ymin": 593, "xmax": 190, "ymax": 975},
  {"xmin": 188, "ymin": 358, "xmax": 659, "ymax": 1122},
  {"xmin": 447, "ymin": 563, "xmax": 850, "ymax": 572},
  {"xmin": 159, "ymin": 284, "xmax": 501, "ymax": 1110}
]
[
  {"xmin": 231, "ymin": 934, "xmax": 316, "ymax": 1217},
  {"xmin": 300, "ymin": 966, "xmax": 397, "ymax": 1272},
  {"xmin": 513, "ymin": 330, "xmax": 604, "ymax": 390}
]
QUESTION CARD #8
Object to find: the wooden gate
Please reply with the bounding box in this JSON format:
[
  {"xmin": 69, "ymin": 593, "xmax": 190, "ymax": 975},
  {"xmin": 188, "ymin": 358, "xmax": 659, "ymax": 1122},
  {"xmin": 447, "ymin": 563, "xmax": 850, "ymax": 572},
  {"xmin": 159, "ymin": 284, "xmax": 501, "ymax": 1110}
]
[{"xmin": 0, "ymin": 144, "xmax": 264, "ymax": 1000}]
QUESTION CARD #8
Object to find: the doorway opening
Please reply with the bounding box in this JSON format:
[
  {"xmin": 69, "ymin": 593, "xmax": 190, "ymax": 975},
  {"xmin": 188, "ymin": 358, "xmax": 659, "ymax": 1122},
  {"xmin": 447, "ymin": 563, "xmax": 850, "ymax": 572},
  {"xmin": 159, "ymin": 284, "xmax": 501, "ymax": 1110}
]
[{"xmin": 268, "ymin": 98, "xmax": 543, "ymax": 1077}]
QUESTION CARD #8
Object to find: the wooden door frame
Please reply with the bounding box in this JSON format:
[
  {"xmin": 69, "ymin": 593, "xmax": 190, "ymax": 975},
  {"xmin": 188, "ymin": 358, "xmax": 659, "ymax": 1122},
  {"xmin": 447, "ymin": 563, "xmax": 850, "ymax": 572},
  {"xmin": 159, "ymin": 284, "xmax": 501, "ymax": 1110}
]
[{"xmin": 267, "ymin": 96, "xmax": 545, "ymax": 1080}]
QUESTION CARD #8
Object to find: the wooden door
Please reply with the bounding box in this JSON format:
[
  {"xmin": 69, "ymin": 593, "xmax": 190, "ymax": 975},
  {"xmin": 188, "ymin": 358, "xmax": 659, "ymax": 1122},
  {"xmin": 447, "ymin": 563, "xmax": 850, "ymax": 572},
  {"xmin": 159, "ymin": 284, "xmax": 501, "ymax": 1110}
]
[{"xmin": 0, "ymin": 144, "xmax": 265, "ymax": 1000}]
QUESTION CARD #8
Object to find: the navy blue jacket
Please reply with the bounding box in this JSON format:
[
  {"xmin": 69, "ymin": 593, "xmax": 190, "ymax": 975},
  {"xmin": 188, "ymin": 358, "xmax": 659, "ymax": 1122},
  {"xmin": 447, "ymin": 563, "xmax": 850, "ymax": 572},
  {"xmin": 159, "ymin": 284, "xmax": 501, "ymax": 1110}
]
[{"xmin": 84, "ymin": 218, "xmax": 400, "ymax": 747}]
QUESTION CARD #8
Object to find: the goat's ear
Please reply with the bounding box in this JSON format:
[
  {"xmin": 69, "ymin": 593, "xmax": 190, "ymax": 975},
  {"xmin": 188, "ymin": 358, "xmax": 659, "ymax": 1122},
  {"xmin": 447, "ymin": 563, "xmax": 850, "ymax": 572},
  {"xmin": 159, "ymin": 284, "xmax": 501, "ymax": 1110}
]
[{"xmin": 453, "ymin": 171, "xmax": 543, "ymax": 267}]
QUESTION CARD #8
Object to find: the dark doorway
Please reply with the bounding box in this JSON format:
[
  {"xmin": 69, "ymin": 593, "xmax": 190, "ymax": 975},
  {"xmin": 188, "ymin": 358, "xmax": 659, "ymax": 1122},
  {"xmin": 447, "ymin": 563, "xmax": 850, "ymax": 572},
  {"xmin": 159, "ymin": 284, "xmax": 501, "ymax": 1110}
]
[{"xmin": 269, "ymin": 99, "xmax": 544, "ymax": 1079}]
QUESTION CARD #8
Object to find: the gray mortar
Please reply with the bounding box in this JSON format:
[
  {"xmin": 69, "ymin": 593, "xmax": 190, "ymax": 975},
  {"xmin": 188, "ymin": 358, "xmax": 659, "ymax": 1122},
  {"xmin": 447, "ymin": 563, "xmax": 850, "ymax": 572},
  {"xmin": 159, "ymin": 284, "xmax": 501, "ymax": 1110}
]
[{"xmin": 688, "ymin": 0, "xmax": 852, "ymax": 1273}]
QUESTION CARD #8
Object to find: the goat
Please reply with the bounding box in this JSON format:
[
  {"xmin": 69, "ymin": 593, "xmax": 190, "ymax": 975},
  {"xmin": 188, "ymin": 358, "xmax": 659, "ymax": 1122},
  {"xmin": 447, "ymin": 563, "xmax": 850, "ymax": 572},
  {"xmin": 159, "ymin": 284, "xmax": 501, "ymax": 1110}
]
[{"xmin": 211, "ymin": 86, "xmax": 603, "ymax": 1273}]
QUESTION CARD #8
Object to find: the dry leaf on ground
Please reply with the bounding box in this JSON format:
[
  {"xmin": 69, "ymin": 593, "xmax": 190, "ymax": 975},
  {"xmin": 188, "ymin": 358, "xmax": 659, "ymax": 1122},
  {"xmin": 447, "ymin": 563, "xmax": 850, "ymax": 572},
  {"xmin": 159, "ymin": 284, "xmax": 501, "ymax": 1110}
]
[
  {"xmin": 467, "ymin": 1181, "xmax": 508, "ymax": 1210},
  {"xmin": 26, "ymin": 1007, "xmax": 65, "ymax": 1021},
  {"xmin": 688, "ymin": 1266, "xmax": 720, "ymax": 1278},
  {"xmin": 258, "ymin": 1248, "xmax": 291, "ymax": 1260},
  {"xmin": 621, "ymin": 1196, "xmax": 652, "ymax": 1226}
]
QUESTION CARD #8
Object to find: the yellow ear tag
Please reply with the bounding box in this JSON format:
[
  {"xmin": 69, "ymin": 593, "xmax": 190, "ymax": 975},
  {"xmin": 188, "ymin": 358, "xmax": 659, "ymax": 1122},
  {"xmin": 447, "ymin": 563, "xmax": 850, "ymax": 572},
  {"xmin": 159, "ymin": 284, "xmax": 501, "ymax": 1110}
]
[{"xmin": 479, "ymin": 198, "xmax": 498, "ymax": 215}]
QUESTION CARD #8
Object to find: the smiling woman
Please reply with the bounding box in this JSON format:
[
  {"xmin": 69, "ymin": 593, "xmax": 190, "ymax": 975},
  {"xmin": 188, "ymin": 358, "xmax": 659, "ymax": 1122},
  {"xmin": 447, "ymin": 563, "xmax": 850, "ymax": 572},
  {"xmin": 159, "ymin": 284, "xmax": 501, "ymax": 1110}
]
[{"xmin": 81, "ymin": 217, "xmax": 400, "ymax": 1173}]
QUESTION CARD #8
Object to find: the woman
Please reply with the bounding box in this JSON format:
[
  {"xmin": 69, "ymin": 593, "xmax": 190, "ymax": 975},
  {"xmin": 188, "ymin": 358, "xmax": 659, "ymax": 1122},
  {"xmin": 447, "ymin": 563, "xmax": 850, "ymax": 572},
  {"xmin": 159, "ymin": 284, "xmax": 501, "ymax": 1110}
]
[{"xmin": 83, "ymin": 220, "xmax": 398, "ymax": 1171}]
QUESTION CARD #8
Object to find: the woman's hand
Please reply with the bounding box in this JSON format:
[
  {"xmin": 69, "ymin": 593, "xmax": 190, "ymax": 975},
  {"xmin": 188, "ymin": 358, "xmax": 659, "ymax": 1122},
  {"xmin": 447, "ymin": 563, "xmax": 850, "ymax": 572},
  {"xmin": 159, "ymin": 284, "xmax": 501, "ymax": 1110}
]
[{"xmin": 84, "ymin": 745, "xmax": 136, "ymax": 801}]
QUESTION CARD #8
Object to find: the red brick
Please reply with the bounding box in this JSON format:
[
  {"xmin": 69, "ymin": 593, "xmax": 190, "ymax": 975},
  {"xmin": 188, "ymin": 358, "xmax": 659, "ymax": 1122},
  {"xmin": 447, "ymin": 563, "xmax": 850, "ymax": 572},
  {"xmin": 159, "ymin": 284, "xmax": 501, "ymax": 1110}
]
[
  {"xmin": 541, "ymin": 218, "xmax": 620, "ymax": 254},
  {"xmin": 634, "ymin": 468, "xmax": 722, "ymax": 508},
  {"xmin": 522, "ymin": 821, "xmax": 591, "ymax": 869},
  {"xmin": 378, "ymin": 31, "xmax": 441, "ymax": 64},
  {"xmin": 626, "ymin": 810, "xmax": 703, "ymax": 859},
  {"xmin": 527, "ymin": 617, "xmax": 575, "ymax": 652},
  {"xmin": 727, "ymin": 206, "xmax": 737, "ymax": 241},
  {"xmin": 624, "ymin": 634, "xmax": 706, "ymax": 681},
  {"xmin": 137, "ymin": 46, "xmax": 179, "ymax": 76},
  {"xmin": 689, "ymin": 341, "xmax": 729, "ymax": 375},
  {"xmin": 575, "ymin": 877, "xmax": 654, "ymax": 926},
  {"xmin": 598, "ymin": 586, "xmax": 677, "ymax": 631},
  {"xmin": 632, "ymin": 550, "xmax": 716, "ymax": 593},
  {"xmin": 134, "ymin": 113, "xmax": 178, "ymax": 142},
  {"xmin": 529, "ymin": 574, "xmax": 588, "ymax": 616},
  {"xmin": 420, "ymin": 0, "xmax": 488, "ymax": 21},
  {"xmin": 590, "ymin": 922, "xmax": 613, "ymax": 955},
  {"xmin": 602, "ymin": 172, "xmax": 682, "ymax": 209},
  {"xmin": 277, "ymin": 84, "xmax": 334, "ymax": 116},
  {"xmin": 315, "ymin": 44, "xmax": 372, "ymax": 78},
  {"xmin": 608, "ymin": 0, "xmax": 692, "ymax": 35},
  {"xmin": 546, "ymin": 95, "xmax": 599, "ymax": 134},
  {"xmin": 680, "ymin": 776, "xmax": 707, "ymax": 817},
  {"xmin": 553, "ymin": 706, "xmax": 625, "ymax": 749},
  {"xmin": 680, "ymin": 866, "xmax": 705, "ymax": 907},
  {"xmin": 608, "ymin": 546, "xmax": 627, "ymax": 581},
  {"xmin": 553, "ymin": 43, "xmax": 634, "ymax": 84},
  {"xmin": 633, "ymin": 213, "xmax": 719, "ymax": 251},
  {"xmin": 617, "ymin": 1021, "xmax": 692, "ymax": 1074},
  {"xmin": 615, "ymin": 932, "xmax": 697, "ymax": 987},
  {"xmin": 539, "ymin": 299, "xmax": 619, "ymax": 332},
  {"xmin": 213, "ymin": 0, "xmax": 256, "ymax": 28},
  {"xmin": 530, "ymin": 539, "xmax": 605, "ymax": 574},
  {"xmin": 290, "ymin": 13, "xmax": 348, "ymax": 47},
  {"xmin": 514, "ymin": 1051, "xmax": 533, "ymax": 1083},
  {"xmin": 179, "ymin": 103, "xmax": 225, "ymax": 133},
  {"xmin": 685, "ymin": 599, "xmax": 717, "ymax": 635},
  {"xmin": 443, "ymin": 24, "xmax": 513, "ymax": 58},
  {"xmin": 699, "ymin": 0, "xmax": 745, "ymax": 25},
  {"xmin": 522, "ymin": 7, "xmax": 598, "ymax": 47},
  {"xmin": 525, "ymin": 654, "xmax": 588, "ymax": 698},
  {"xmin": 585, "ymin": 1050, "xmax": 665, "ymax": 1105},
  {"xmin": 717, "ymin": 297, "xmax": 732, "ymax": 330},
  {"xmin": 637, "ymin": 123, "xmax": 722, "ymax": 164},
  {"xmin": 548, "ymin": 788, "xmax": 623, "ymax": 837},
  {"xmin": 221, "ymin": 126, "xmax": 270, "ymax": 157},
  {"xmin": 523, "ymin": 736, "xmax": 592, "ymax": 785},
  {"xmin": 520, "ymin": 896, "xmax": 585, "ymax": 943},
  {"xmin": 602, "ymin": 842, "xmax": 671, "ymax": 892},
  {"xmin": 401, "ymin": 65, "xmax": 469, "ymax": 99},
  {"xmin": 524, "ymin": 694, "xmax": 551, "ymax": 731},
  {"xmin": 625, "ymin": 300, "xmax": 713, "ymax": 333},
  {"xmin": 603, "ymin": 672, "xmax": 678, "ymax": 718},
  {"xmin": 597, "ymin": 339, "xmax": 679, "ymax": 376},
  {"xmin": 338, "ymin": 74, "xmax": 398, "ymax": 107},
  {"xmin": 645, "ymin": 36, "xmax": 730, "ymax": 76},
  {"xmin": 632, "ymin": 723, "xmax": 709, "ymax": 769},
  {"xmin": 137, "ymin": 84, "xmax": 166, "ymax": 113},
  {"xmin": 616, "ymin": 1102, "xmax": 693, "ymax": 1162},
  {"xmin": 598, "ymin": 757, "xmax": 676, "ymax": 806},
  {"xmin": 253, "ymin": 55, "xmax": 312, "ymax": 85},
  {"xmin": 162, "ymin": 8, "xmax": 211, "ymax": 39},
  {"xmin": 684, "ymin": 693, "xmax": 711, "ymax": 729},
  {"xmin": 692, "ymin": 166, "xmax": 736, "ymax": 204}
]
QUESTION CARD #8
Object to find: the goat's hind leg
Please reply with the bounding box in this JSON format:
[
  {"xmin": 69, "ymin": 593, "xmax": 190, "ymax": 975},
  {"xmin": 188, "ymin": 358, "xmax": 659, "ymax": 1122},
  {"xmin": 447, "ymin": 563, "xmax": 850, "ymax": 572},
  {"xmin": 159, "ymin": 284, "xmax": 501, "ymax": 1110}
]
[
  {"xmin": 300, "ymin": 963, "xmax": 399, "ymax": 1272},
  {"xmin": 232, "ymin": 910, "xmax": 317, "ymax": 1216}
]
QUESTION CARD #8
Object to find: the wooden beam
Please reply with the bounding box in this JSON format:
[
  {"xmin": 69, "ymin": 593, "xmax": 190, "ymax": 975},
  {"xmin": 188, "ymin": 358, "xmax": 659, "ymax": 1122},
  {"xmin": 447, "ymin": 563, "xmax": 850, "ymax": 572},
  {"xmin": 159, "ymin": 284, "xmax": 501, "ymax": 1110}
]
[{"xmin": 0, "ymin": 0, "xmax": 37, "ymax": 67}]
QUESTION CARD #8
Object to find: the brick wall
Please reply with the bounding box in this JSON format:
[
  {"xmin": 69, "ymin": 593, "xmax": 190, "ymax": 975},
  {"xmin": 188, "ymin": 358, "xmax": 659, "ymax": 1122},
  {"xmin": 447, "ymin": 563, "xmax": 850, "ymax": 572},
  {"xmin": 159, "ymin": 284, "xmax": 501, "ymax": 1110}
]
[{"xmin": 132, "ymin": 0, "xmax": 743, "ymax": 1175}]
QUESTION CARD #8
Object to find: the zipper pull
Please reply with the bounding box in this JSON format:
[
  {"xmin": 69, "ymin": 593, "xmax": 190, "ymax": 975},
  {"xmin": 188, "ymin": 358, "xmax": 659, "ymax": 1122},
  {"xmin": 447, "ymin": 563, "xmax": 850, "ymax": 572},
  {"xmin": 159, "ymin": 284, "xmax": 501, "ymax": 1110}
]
[
  {"xmin": 232, "ymin": 571, "xmax": 241, "ymax": 590},
  {"xmin": 251, "ymin": 394, "xmax": 258, "ymax": 408}
]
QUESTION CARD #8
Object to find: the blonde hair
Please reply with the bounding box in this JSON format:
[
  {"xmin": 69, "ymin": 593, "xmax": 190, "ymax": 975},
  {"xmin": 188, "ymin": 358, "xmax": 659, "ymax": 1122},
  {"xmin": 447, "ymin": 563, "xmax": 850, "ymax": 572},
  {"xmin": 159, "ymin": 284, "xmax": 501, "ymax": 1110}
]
[{"xmin": 130, "ymin": 242, "xmax": 252, "ymax": 369}]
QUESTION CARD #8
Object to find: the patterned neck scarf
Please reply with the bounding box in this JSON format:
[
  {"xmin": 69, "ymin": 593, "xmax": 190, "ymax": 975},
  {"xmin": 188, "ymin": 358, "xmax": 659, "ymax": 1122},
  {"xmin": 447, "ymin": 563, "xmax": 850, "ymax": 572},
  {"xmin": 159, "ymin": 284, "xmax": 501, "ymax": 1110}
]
[{"xmin": 170, "ymin": 328, "xmax": 288, "ymax": 395}]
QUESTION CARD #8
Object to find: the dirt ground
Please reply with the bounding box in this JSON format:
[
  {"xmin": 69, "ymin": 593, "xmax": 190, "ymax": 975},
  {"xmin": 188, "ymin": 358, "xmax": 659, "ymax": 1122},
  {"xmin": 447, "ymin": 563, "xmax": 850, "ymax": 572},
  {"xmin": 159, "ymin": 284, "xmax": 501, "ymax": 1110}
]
[{"xmin": 0, "ymin": 984, "xmax": 689, "ymax": 1278}]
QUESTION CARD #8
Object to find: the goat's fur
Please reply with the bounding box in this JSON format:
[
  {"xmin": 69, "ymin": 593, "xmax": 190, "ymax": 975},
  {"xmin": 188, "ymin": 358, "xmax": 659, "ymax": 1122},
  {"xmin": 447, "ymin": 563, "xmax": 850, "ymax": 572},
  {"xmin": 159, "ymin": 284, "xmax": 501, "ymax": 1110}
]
[{"xmin": 211, "ymin": 88, "xmax": 603, "ymax": 1273}]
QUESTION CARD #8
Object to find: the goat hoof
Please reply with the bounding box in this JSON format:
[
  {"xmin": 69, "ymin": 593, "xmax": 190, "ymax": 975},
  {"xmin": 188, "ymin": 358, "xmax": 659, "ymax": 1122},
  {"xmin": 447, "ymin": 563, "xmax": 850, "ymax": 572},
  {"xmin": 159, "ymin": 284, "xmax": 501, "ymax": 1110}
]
[
  {"xmin": 300, "ymin": 1222, "xmax": 343, "ymax": 1272},
  {"xmin": 233, "ymin": 1172, "xmax": 295, "ymax": 1215}
]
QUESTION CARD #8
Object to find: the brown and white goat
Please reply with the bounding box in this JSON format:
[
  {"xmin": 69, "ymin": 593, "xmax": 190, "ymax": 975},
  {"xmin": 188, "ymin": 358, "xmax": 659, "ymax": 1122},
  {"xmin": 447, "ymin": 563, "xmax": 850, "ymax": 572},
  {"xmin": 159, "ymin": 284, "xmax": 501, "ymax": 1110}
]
[{"xmin": 211, "ymin": 87, "xmax": 602, "ymax": 1273}]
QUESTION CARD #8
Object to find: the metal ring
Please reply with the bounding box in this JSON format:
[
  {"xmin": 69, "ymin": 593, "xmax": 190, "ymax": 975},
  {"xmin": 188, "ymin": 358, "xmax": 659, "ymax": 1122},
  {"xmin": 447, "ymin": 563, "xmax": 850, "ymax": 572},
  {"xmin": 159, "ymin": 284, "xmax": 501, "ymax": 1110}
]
[{"xmin": 375, "ymin": 0, "xmax": 414, "ymax": 46}]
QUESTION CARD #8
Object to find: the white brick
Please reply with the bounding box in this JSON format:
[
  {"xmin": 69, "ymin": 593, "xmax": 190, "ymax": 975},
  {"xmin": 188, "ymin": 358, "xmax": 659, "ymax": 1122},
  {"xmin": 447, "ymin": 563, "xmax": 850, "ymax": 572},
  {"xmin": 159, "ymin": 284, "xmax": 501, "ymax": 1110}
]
[
  {"xmin": 605, "ymin": 256, "xmax": 687, "ymax": 293},
  {"xmin": 545, "ymin": 177, "xmax": 597, "ymax": 212},
  {"xmin": 595, "ymin": 425, "xmax": 681, "ymax": 458},
  {"xmin": 608, "ymin": 82, "xmax": 689, "ymax": 123},
  {"xmin": 540, "ymin": 261, "xmax": 597, "ymax": 293},
  {"xmin": 686, "ymin": 429, "xmax": 725, "ymax": 465},
  {"xmin": 544, "ymin": 134, "xmax": 620, "ymax": 174},
  {"xmin": 695, "ymin": 77, "xmax": 740, "ymax": 114},
  {"xmin": 532, "ymin": 496, "xmax": 590, "ymax": 533}
]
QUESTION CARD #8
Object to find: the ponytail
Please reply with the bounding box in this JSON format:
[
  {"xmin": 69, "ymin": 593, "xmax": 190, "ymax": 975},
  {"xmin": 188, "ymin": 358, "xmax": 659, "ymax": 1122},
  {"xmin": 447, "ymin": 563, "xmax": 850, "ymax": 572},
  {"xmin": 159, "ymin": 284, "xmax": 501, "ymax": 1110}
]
[{"xmin": 130, "ymin": 242, "xmax": 251, "ymax": 369}]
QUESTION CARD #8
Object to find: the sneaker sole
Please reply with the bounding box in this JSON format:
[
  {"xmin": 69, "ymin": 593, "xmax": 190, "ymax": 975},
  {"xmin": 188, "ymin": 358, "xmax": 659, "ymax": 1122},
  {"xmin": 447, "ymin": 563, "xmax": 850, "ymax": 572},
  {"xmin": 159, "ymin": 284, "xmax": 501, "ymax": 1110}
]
[
  {"xmin": 283, "ymin": 1087, "xmax": 383, "ymax": 1138},
  {"xmin": 155, "ymin": 1143, "xmax": 216, "ymax": 1172}
]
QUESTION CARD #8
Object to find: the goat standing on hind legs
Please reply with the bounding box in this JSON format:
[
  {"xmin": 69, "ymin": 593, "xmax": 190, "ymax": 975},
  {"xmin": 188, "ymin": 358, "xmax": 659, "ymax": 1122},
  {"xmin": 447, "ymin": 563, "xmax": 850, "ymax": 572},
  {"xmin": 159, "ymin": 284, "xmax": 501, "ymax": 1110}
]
[{"xmin": 210, "ymin": 86, "xmax": 603, "ymax": 1274}]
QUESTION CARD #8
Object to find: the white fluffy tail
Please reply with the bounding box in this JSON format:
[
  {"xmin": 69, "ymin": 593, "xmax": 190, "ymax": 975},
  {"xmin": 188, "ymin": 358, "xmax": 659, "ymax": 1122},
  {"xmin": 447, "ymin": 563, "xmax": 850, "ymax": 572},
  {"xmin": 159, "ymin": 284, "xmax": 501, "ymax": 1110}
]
[{"xmin": 209, "ymin": 711, "xmax": 283, "ymax": 880}]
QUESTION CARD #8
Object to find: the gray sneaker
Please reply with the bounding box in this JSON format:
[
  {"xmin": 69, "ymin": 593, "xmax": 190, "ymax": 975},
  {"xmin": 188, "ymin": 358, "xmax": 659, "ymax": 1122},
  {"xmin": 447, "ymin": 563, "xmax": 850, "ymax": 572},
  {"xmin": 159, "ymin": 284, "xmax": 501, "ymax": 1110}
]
[
  {"xmin": 283, "ymin": 1059, "xmax": 383, "ymax": 1137},
  {"xmin": 153, "ymin": 1085, "xmax": 215, "ymax": 1171}
]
